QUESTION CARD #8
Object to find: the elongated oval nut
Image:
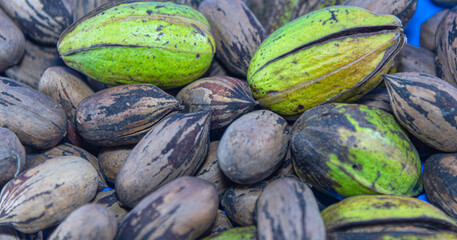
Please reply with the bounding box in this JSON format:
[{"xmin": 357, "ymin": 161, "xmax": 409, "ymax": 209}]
[
  {"xmin": 58, "ymin": 1, "xmax": 215, "ymax": 88},
  {"xmin": 0, "ymin": 156, "xmax": 99, "ymax": 233},
  {"xmin": 248, "ymin": 6, "xmax": 405, "ymax": 116}
]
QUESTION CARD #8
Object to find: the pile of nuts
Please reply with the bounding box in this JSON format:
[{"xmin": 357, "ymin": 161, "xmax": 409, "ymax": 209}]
[{"xmin": 1, "ymin": 0, "xmax": 457, "ymax": 239}]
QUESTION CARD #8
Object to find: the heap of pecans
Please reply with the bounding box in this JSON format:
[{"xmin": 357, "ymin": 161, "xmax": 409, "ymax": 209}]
[{"xmin": 1, "ymin": 0, "xmax": 457, "ymax": 239}]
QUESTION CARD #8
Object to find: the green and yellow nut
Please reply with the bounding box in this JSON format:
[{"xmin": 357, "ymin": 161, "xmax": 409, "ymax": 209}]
[
  {"xmin": 322, "ymin": 195, "xmax": 457, "ymax": 235},
  {"xmin": 247, "ymin": 6, "xmax": 405, "ymax": 117},
  {"xmin": 291, "ymin": 103, "xmax": 422, "ymax": 199},
  {"xmin": 58, "ymin": 1, "xmax": 215, "ymax": 89}
]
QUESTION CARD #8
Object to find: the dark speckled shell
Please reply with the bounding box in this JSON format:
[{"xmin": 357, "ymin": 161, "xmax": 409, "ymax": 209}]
[
  {"xmin": 0, "ymin": 0, "xmax": 73, "ymax": 46},
  {"xmin": 436, "ymin": 7, "xmax": 457, "ymax": 87},
  {"xmin": 75, "ymin": 84, "xmax": 182, "ymax": 147},
  {"xmin": 116, "ymin": 111, "xmax": 211, "ymax": 208},
  {"xmin": 256, "ymin": 176, "xmax": 326, "ymax": 240},
  {"xmin": 0, "ymin": 77, "xmax": 67, "ymax": 149},
  {"xmin": 177, "ymin": 76, "xmax": 257, "ymax": 129},
  {"xmin": 116, "ymin": 176, "xmax": 218, "ymax": 240},
  {"xmin": 384, "ymin": 72, "xmax": 457, "ymax": 152},
  {"xmin": 424, "ymin": 153, "xmax": 457, "ymax": 220},
  {"xmin": 199, "ymin": 0, "xmax": 266, "ymax": 77},
  {"xmin": 396, "ymin": 44, "xmax": 436, "ymax": 76}
]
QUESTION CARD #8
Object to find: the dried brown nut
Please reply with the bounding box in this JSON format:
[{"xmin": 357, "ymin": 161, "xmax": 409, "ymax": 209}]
[
  {"xmin": 116, "ymin": 111, "xmax": 211, "ymax": 208},
  {"xmin": 117, "ymin": 176, "xmax": 218, "ymax": 240},
  {"xmin": 343, "ymin": 0, "xmax": 417, "ymax": 25},
  {"xmin": 0, "ymin": 9, "xmax": 25, "ymax": 72},
  {"xmin": 25, "ymin": 142, "xmax": 108, "ymax": 191},
  {"xmin": 384, "ymin": 72, "xmax": 457, "ymax": 152},
  {"xmin": 98, "ymin": 146, "xmax": 132, "ymax": 183},
  {"xmin": 354, "ymin": 87, "xmax": 393, "ymax": 114},
  {"xmin": 202, "ymin": 209, "xmax": 233, "ymax": 238},
  {"xmin": 48, "ymin": 204, "xmax": 117, "ymax": 240},
  {"xmin": 420, "ymin": 9, "xmax": 448, "ymax": 52},
  {"xmin": 195, "ymin": 141, "xmax": 232, "ymax": 199},
  {"xmin": 221, "ymin": 181, "xmax": 267, "ymax": 226},
  {"xmin": 396, "ymin": 44, "xmax": 436, "ymax": 76},
  {"xmin": 5, "ymin": 40, "xmax": 64, "ymax": 89},
  {"xmin": 75, "ymin": 84, "xmax": 182, "ymax": 147},
  {"xmin": 91, "ymin": 190, "xmax": 129, "ymax": 224},
  {"xmin": 218, "ymin": 110, "xmax": 290, "ymax": 184},
  {"xmin": 436, "ymin": 7, "xmax": 457, "ymax": 87},
  {"xmin": 0, "ymin": 127, "xmax": 25, "ymax": 187},
  {"xmin": 199, "ymin": 0, "xmax": 266, "ymax": 77},
  {"xmin": 257, "ymin": 176, "xmax": 326, "ymax": 240},
  {"xmin": 0, "ymin": 156, "xmax": 99, "ymax": 233},
  {"xmin": 0, "ymin": 77, "xmax": 67, "ymax": 149},
  {"xmin": 38, "ymin": 66, "xmax": 94, "ymax": 146},
  {"xmin": 177, "ymin": 76, "xmax": 257, "ymax": 129},
  {"xmin": 424, "ymin": 153, "xmax": 457, "ymax": 220},
  {"xmin": 0, "ymin": 0, "xmax": 73, "ymax": 45}
]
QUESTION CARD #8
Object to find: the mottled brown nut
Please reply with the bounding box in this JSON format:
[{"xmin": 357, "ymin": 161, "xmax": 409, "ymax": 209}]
[
  {"xmin": 384, "ymin": 72, "xmax": 457, "ymax": 152},
  {"xmin": 424, "ymin": 153, "xmax": 457, "ymax": 220},
  {"xmin": 92, "ymin": 190, "xmax": 129, "ymax": 224},
  {"xmin": 0, "ymin": 9, "xmax": 25, "ymax": 73},
  {"xmin": 396, "ymin": 44, "xmax": 436, "ymax": 76},
  {"xmin": 0, "ymin": 127, "xmax": 25, "ymax": 187},
  {"xmin": 354, "ymin": 87, "xmax": 393, "ymax": 114},
  {"xmin": 25, "ymin": 142, "xmax": 107, "ymax": 191},
  {"xmin": 0, "ymin": 0, "xmax": 73, "ymax": 45},
  {"xmin": 218, "ymin": 110, "xmax": 290, "ymax": 184},
  {"xmin": 117, "ymin": 177, "xmax": 218, "ymax": 240},
  {"xmin": 221, "ymin": 181, "xmax": 267, "ymax": 226},
  {"xmin": 5, "ymin": 40, "xmax": 64, "ymax": 89},
  {"xmin": 98, "ymin": 146, "xmax": 132, "ymax": 183},
  {"xmin": 0, "ymin": 156, "xmax": 99, "ymax": 233},
  {"xmin": 0, "ymin": 77, "xmax": 67, "ymax": 149},
  {"xmin": 199, "ymin": 0, "xmax": 266, "ymax": 77},
  {"xmin": 195, "ymin": 141, "xmax": 232, "ymax": 199},
  {"xmin": 257, "ymin": 176, "xmax": 326, "ymax": 240},
  {"xmin": 116, "ymin": 111, "xmax": 211, "ymax": 208},
  {"xmin": 75, "ymin": 84, "xmax": 182, "ymax": 147},
  {"xmin": 436, "ymin": 7, "xmax": 457, "ymax": 87},
  {"xmin": 177, "ymin": 76, "xmax": 257, "ymax": 129},
  {"xmin": 39, "ymin": 66, "xmax": 94, "ymax": 146},
  {"xmin": 343, "ymin": 0, "xmax": 417, "ymax": 25},
  {"xmin": 420, "ymin": 9, "xmax": 448, "ymax": 52},
  {"xmin": 48, "ymin": 204, "xmax": 117, "ymax": 240}
]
